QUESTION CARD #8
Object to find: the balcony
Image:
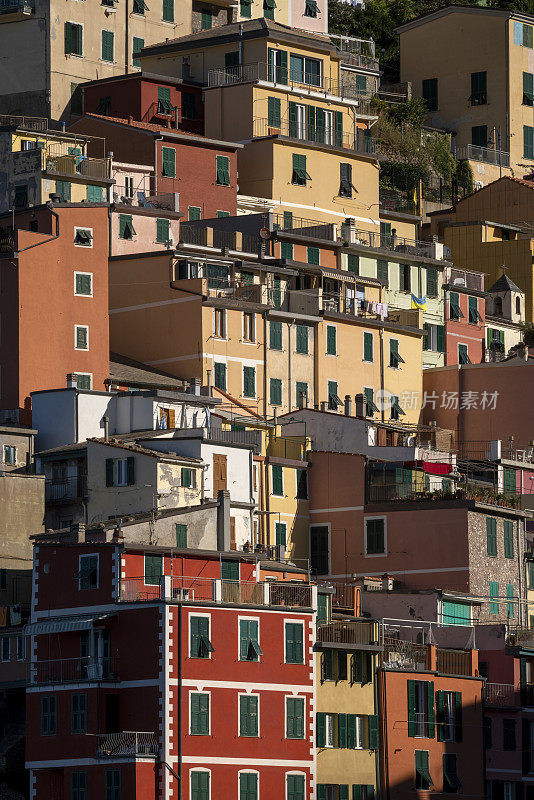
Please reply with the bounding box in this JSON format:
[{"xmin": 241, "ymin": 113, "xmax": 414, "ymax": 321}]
[
  {"xmin": 367, "ymin": 483, "xmax": 521, "ymax": 510},
  {"xmin": 456, "ymin": 144, "xmax": 510, "ymax": 168},
  {"xmin": 435, "ymin": 647, "xmax": 472, "ymax": 676},
  {"xmin": 347, "ymin": 227, "xmax": 443, "ymax": 261},
  {"xmin": 330, "ymin": 34, "xmax": 379, "ymax": 72},
  {"xmin": 483, "ymin": 683, "xmax": 519, "ymax": 707},
  {"xmin": 253, "ymin": 117, "xmax": 378, "ymax": 155},
  {"xmin": 0, "ymin": 0, "xmax": 34, "ymax": 21},
  {"xmin": 29, "ymin": 656, "xmax": 118, "ymax": 686},
  {"xmin": 0, "ymin": 113, "xmax": 45, "ymax": 131},
  {"xmin": 118, "ymin": 576, "xmax": 314, "ymax": 608},
  {"xmin": 317, "ymin": 620, "xmax": 379, "ymax": 646},
  {"xmin": 207, "ymin": 62, "xmax": 373, "ymax": 104},
  {"xmin": 445, "ymin": 266, "xmax": 484, "ymax": 292},
  {"xmin": 273, "ymin": 213, "xmax": 337, "ymax": 242},
  {"xmin": 0, "ymin": 231, "xmax": 15, "ymax": 255},
  {"xmin": 45, "ymin": 153, "xmax": 110, "ymax": 181},
  {"xmin": 45, "ymin": 475, "xmax": 87, "ymax": 502},
  {"xmin": 205, "ymin": 426, "xmax": 262, "ymax": 452},
  {"xmin": 380, "ymin": 189, "xmax": 418, "ymax": 216},
  {"xmin": 178, "ymin": 226, "xmax": 265, "ymax": 255},
  {"xmin": 381, "ymin": 638, "xmax": 473, "ymax": 676},
  {"xmin": 96, "ymin": 732, "xmax": 158, "ymax": 759}
]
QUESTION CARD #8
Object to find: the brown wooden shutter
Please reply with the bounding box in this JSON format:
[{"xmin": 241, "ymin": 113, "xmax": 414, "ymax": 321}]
[
  {"xmin": 168, "ymin": 408, "xmax": 176, "ymax": 428},
  {"xmin": 213, "ymin": 454, "xmax": 228, "ymax": 493},
  {"xmin": 230, "ymin": 516, "xmax": 236, "ymax": 550}
]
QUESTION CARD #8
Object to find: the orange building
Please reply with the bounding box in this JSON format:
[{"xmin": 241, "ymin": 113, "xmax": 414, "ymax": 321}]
[{"xmin": 0, "ymin": 203, "xmax": 110, "ymax": 423}]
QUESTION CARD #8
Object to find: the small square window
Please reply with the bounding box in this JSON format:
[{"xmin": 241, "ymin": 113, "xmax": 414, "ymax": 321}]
[
  {"xmin": 76, "ymin": 554, "xmax": 98, "ymax": 590},
  {"xmin": 74, "ymin": 228, "xmax": 93, "ymax": 247},
  {"xmin": 75, "ymin": 272, "xmax": 93, "ymax": 296},
  {"xmin": 75, "ymin": 325, "xmax": 89, "ymax": 350}
]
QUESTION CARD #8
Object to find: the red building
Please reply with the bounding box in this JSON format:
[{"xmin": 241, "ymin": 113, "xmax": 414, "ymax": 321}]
[
  {"xmin": 0, "ymin": 204, "xmax": 110, "ymax": 423},
  {"xmin": 445, "ymin": 274, "xmax": 485, "ymax": 366},
  {"xmin": 81, "ymin": 73, "xmax": 204, "ymax": 137},
  {"xmin": 26, "ymin": 529, "xmax": 316, "ymax": 799},
  {"xmin": 69, "ymin": 114, "xmax": 241, "ymax": 221}
]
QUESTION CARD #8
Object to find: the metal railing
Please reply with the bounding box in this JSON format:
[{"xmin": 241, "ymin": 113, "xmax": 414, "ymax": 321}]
[
  {"xmin": 380, "ymin": 190, "xmax": 418, "ymax": 216},
  {"xmin": 330, "ymin": 34, "xmax": 378, "ymax": 71},
  {"xmin": 29, "ymin": 656, "xmax": 118, "ymax": 685},
  {"xmin": 350, "ymin": 227, "xmax": 438, "ymax": 260},
  {"xmin": 367, "ymin": 483, "xmax": 520, "ymax": 509},
  {"xmin": 45, "ymin": 153, "xmax": 109, "ymax": 181},
  {"xmin": 96, "ymin": 732, "xmax": 158, "ymax": 758},
  {"xmin": 213, "ymin": 228, "xmax": 235, "ymax": 250},
  {"xmin": 381, "ymin": 637, "xmax": 429, "ymax": 671},
  {"xmin": 0, "ymin": 232, "xmax": 15, "ymax": 253},
  {"xmin": 205, "ymin": 427, "xmax": 262, "ymax": 450},
  {"xmin": 179, "ymin": 226, "xmax": 208, "ymax": 246},
  {"xmin": 207, "ymin": 62, "xmax": 372, "ymax": 102},
  {"xmin": 253, "ymin": 117, "xmax": 377, "ymax": 154},
  {"xmin": 269, "ymin": 582, "xmax": 312, "ymax": 608},
  {"xmin": 0, "ymin": 0, "xmax": 33, "ymax": 15},
  {"xmin": 45, "ymin": 475, "xmax": 87, "ymax": 501},
  {"xmin": 483, "ymin": 682, "xmax": 518, "ymax": 707},
  {"xmin": 317, "ymin": 620, "xmax": 378, "ymax": 645},
  {"xmin": 456, "ymin": 144, "xmax": 510, "ymax": 168},
  {"xmin": 0, "ymin": 113, "xmax": 45, "ymax": 131},
  {"xmin": 266, "ymin": 436, "xmax": 307, "ymax": 461},
  {"xmin": 436, "ymin": 648, "xmax": 471, "ymax": 676},
  {"xmin": 446, "ymin": 266, "xmax": 484, "ymax": 291},
  {"xmin": 273, "ymin": 213, "xmax": 337, "ymax": 241}
]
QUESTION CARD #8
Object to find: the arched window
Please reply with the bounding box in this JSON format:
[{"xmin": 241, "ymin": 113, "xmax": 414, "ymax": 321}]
[
  {"xmin": 516, "ymin": 296, "xmax": 521, "ymax": 316},
  {"xmin": 494, "ymin": 297, "xmax": 503, "ymax": 316}
]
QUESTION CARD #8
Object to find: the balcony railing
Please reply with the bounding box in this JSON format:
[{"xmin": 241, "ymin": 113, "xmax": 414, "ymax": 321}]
[
  {"xmin": 96, "ymin": 732, "xmax": 158, "ymax": 759},
  {"xmin": 118, "ymin": 576, "xmax": 313, "ymax": 608},
  {"xmin": 45, "ymin": 476, "xmax": 87, "ymax": 502},
  {"xmin": 380, "ymin": 190, "xmax": 418, "ymax": 216},
  {"xmin": 348, "ymin": 227, "xmax": 440, "ymax": 261},
  {"xmin": 456, "ymin": 144, "xmax": 510, "ymax": 168},
  {"xmin": 317, "ymin": 620, "xmax": 378, "ymax": 645},
  {"xmin": 273, "ymin": 213, "xmax": 337, "ymax": 241},
  {"xmin": 205, "ymin": 427, "xmax": 262, "ymax": 452},
  {"xmin": 367, "ymin": 483, "xmax": 521, "ymax": 509},
  {"xmin": 0, "ymin": 232, "xmax": 15, "ymax": 254},
  {"xmin": 0, "ymin": 0, "xmax": 34, "ymax": 14},
  {"xmin": 45, "ymin": 154, "xmax": 110, "ymax": 181},
  {"xmin": 253, "ymin": 117, "xmax": 377, "ymax": 154},
  {"xmin": 436, "ymin": 648, "xmax": 472, "ymax": 676},
  {"xmin": 483, "ymin": 683, "xmax": 519, "ymax": 707},
  {"xmin": 29, "ymin": 656, "xmax": 118, "ymax": 685},
  {"xmin": 446, "ymin": 267, "xmax": 484, "ymax": 291},
  {"xmin": 207, "ymin": 62, "xmax": 372, "ymax": 103},
  {"xmin": 0, "ymin": 113, "xmax": 45, "ymax": 131},
  {"xmin": 382, "ymin": 637, "xmax": 429, "ymax": 671}
]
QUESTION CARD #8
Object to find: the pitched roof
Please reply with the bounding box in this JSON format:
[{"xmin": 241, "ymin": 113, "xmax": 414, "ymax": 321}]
[
  {"xmin": 487, "ymin": 273, "xmax": 523, "ymax": 294},
  {"xmin": 87, "ymin": 436, "xmax": 202, "ymax": 463},
  {"xmin": 78, "ymin": 114, "xmax": 242, "ymax": 149},
  {"xmin": 108, "ymin": 352, "xmax": 186, "ymax": 391}
]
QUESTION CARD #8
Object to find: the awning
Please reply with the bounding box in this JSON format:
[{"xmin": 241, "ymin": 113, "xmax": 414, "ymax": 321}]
[
  {"xmin": 25, "ymin": 614, "xmax": 112, "ymax": 636},
  {"xmin": 321, "ymin": 267, "xmax": 355, "ymax": 282}
]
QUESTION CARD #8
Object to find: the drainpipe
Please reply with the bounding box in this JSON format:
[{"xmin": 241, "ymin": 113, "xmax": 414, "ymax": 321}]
[
  {"xmin": 125, "ymin": 0, "xmax": 129, "ymax": 74},
  {"xmin": 518, "ymin": 517, "xmax": 525, "ymax": 627},
  {"xmin": 288, "ymin": 321, "xmax": 292, "ymax": 412},
  {"xmin": 154, "ymin": 135, "xmax": 163, "ymax": 198},
  {"xmin": 379, "ymin": 327, "xmax": 385, "ymax": 423},
  {"xmin": 263, "ymin": 310, "xmax": 268, "ymax": 419},
  {"xmin": 177, "ymin": 604, "xmax": 182, "ymax": 800}
]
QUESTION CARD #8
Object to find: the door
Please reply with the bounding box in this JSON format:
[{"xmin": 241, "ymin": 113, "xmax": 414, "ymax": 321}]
[
  {"xmin": 296, "ymin": 104, "xmax": 306, "ymax": 139},
  {"xmin": 310, "ymin": 526, "xmax": 329, "ymax": 574},
  {"xmin": 324, "ymin": 110, "xmax": 334, "ymax": 145},
  {"xmin": 105, "ymin": 694, "xmax": 120, "ymax": 733},
  {"xmin": 213, "ymin": 453, "xmax": 227, "ymax": 494}
]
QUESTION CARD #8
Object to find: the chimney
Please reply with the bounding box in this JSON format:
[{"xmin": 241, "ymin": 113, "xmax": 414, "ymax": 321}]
[
  {"xmin": 320, "ymin": 401, "xmax": 327, "ymax": 412},
  {"xmin": 70, "ymin": 522, "xmax": 86, "ymax": 543},
  {"xmin": 189, "ymin": 377, "xmax": 201, "ymax": 395},
  {"xmin": 103, "ymin": 416, "xmax": 109, "ymax": 442},
  {"xmin": 216, "ymin": 489, "xmax": 231, "ymax": 551},
  {"xmin": 340, "ymin": 217, "xmax": 356, "ymax": 244},
  {"xmin": 354, "ymin": 393, "xmax": 366, "ymax": 417},
  {"xmin": 344, "ymin": 394, "xmax": 352, "ymax": 416},
  {"xmin": 206, "ymin": 369, "xmax": 212, "ymax": 396}
]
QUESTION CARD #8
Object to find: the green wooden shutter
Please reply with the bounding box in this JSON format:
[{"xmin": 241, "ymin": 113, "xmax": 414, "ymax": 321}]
[
  {"xmin": 307, "ymin": 246, "xmax": 320, "ymax": 265},
  {"xmin": 158, "ymin": 86, "xmax": 172, "ymax": 113},
  {"xmin": 307, "ymin": 105, "xmax": 316, "ymax": 141},
  {"xmin": 270, "ymin": 378, "xmax": 282, "ymax": 406},
  {"xmin": 87, "ymin": 184, "xmax": 103, "ymax": 202},
  {"xmin": 289, "ymin": 101, "xmax": 297, "ymax": 137},
  {"xmin": 272, "ymin": 464, "xmax": 283, "ymax": 495},
  {"xmin": 338, "ymin": 713, "xmax": 347, "ymax": 747},
  {"xmin": 287, "ymin": 775, "xmax": 304, "ymax": 800},
  {"xmin": 504, "ymin": 521, "xmax": 514, "ymax": 558},
  {"xmin": 126, "ymin": 456, "xmax": 135, "ymax": 485},
  {"xmin": 175, "ymin": 524, "xmax": 187, "ymax": 548},
  {"xmin": 486, "ymin": 518, "xmax": 497, "ymax": 556},
  {"xmin": 347, "ymin": 253, "xmax": 359, "ymax": 274},
  {"xmin": 377, "ymin": 260, "xmax": 388, "ymax": 283},
  {"xmin": 318, "ymin": 787, "xmax": 327, "ymax": 800},
  {"xmin": 216, "ymin": 155, "xmax": 230, "ymax": 185},
  {"xmin": 427, "ymin": 681, "xmax": 435, "ymax": 738},
  {"xmin": 191, "ymin": 771, "xmax": 209, "ymax": 800},
  {"xmin": 105, "ymin": 458, "xmax": 114, "ymax": 487},
  {"xmin": 214, "ymin": 362, "xmax": 226, "ymax": 390},
  {"xmin": 454, "ymin": 692, "xmax": 463, "ymax": 742},
  {"xmin": 436, "ymin": 691, "xmax": 445, "ymax": 741},
  {"xmin": 327, "ymin": 326, "xmax": 336, "ymax": 355},
  {"xmin": 316, "ymin": 107, "xmax": 325, "ymax": 143},
  {"xmin": 65, "ymin": 21, "xmax": 72, "ymax": 54},
  {"xmin": 436, "ymin": 325, "xmax": 445, "ymax": 353},
  {"xmin": 162, "ymin": 147, "xmax": 176, "ymax": 178},
  {"xmin": 101, "ymin": 30, "xmax": 114, "ymax": 62},
  {"xmin": 156, "ymin": 218, "xmax": 170, "ymax": 243},
  {"xmin": 296, "ymin": 325, "xmax": 308, "ymax": 354},
  {"xmin": 286, "ymin": 622, "xmax": 303, "ymax": 663},
  {"xmin": 270, "ymin": 320, "xmax": 282, "ymax": 349},
  {"xmin": 275, "ymin": 521, "xmax": 286, "ymax": 546},
  {"xmin": 504, "ymin": 468, "xmax": 516, "ymax": 494},
  {"xmin": 507, "ymin": 584, "xmax": 515, "ymax": 618},
  {"xmin": 243, "ymin": 366, "xmax": 255, "ymax": 397},
  {"xmin": 347, "ymin": 714, "xmax": 356, "ymax": 748},
  {"xmin": 340, "ymin": 787, "xmax": 349, "ymax": 800},
  {"xmin": 407, "ymin": 680, "xmax": 417, "ymax": 737},
  {"xmin": 489, "ymin": 581, "xmax": 499, "ymax": 614},
  {"xmin": 162, "ymin": 0, "xmax": 174, "ymax": 20},
  {"xmin": 335, "ymin": 110, "xmax": 343, "ymax": 147},
  {"xmin": 426, "ymin": 267, "xmax": 438, "ymax": 297},
  {"xmin": 281, "ymin": 241, "xmax": 293, "ymax": 259},
  {"xmin": 525, "ymin": 125, "xmax": 534, "ymax": 159},
  {"xmin": 316, "ymin": 711, "xmax": 326, "ymax": 747},
  {"xmin": 268, "ymin": 96, "xmax": 281, "ymax": 127},
  {"xmin": 353, "ymin": 787, "xmax": 362, "ymax": 800},
  {"xmin": 364, "ymin": 332, "xmax": 373, "ymax": 362},
  {"xmin": 368, "ymin": 715, "xmax": 379, "ymax": 750},
  {"xmin": 132, "ymin": 36, "xmax": 144, "ymax": 68}
]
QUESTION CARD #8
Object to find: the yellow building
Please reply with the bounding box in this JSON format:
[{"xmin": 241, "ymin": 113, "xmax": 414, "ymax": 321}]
[
  {"xmin": 315, "ymin": 604, "xmax": 380, "ymax": 799},
  {"xmin": 397, "ymin": 6, "xmax": 534, "ymax": 184},
  {"xmin": 139, "ymin": 19, "xmax": 382, "ymax": 226},
  {"xmin": 0, "ymin": 115, "xmax": 112, "ymax": 212}
]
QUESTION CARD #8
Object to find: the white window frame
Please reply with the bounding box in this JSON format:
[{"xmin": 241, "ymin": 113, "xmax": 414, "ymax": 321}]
[
  {"xmin": 441, "ymin": 690, "xmax": 454, "ymax": 742},
  {"xmin": 238, "ymin": 692, "xmax": 260, "ymax": 738},
  {"xmin": 364, "ymin": 515, "xmax": 387, "ymax": 558},
  {"xmin": 74, "ymin": 271, "xmax": 93, "ymax": 297},
  {"xmin": 414, "ymin": 682, "xmax": 427, "ymax": 738},
  {"xmin": 458, "ymin": 342, "xmax": 470, "ymax": 364},
  {"xmin": 124, "ymin": 176, "xmax": 134, "ymax": 198},
  {"xmin": 354, "ymin": 714, "xmax": 366, "ymax": 749},
  {"xmin": 326, "ymin": 323, "xmax": 337, "ymax": 357},
  {"xmin": 78, "ymin": 552, "xmax": 99, "ymax": 590},
  {"xmin": 188, "ymin": 611, "xmax": 212, "ymax": 660},
  {"xmin": 242, "ymin": 312, "xmax": 256, "ymax": 343},
  {"xmin": 284, "ymin": 694, "xmax": 305, "ymax": 740},
  {"xmin": 276, "ymin": 520, "xmax": 287, "ymax": 545},
  {"xmin": 1, "ymin": 636, "xmax": 10, "ymax": 662},
  {"xmin": 189, "ymin": 768, "xmax": 211, "ymax": 800},
  {"xmin": 213, "ymin": 307, "xmax": 227, "ymax": 339},
  {"xmin": 238, "ymin": 770, "xmax": 260, "ymax": 800},
  {"xmin": 189, "ymin": 690, "xmax": 211, "ymax": 736},
  {"xmin": 75, "ymin": 372, "xmax": 93, "ymax": 390},
  {"xmin": 74, "ymin": 225, "xmax": 92, "ymax": 247},
  {"xmin": 362, "ymin": 331, "xmax": 374, "ymax": 363},
  {"xmin": 115, "ymin": 458, "xmax": 128, "ymax": 487},
  {"xmin": 325, "ymin": 714, "xmax": 335, "ymax": 747},
  {"xmin": 285, "ymin": 772, "xmax": 307, "ymax": 800},
  {"xmin": 271, "ymin": 464, "xmax": 284, "ymax": 497},
  {"xmin": 283, "ymin": 619, "xmax": 305, "ymax": 665},
  {"xmin": 66, "ymin": 21, "xmax": 84, "ymax": 58},
  {"xmin": 74, "ymin": 324, "xmax": 89, "ymax": 351},
  {"xmin": 237, "ymin": 615, "xmax": 261, "ymax": 662}
]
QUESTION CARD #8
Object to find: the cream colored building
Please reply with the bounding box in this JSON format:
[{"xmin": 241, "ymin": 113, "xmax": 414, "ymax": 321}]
[
  {"xmin": 139, "ymin": 19, "xmax": 381, "ymax": 226},
  {"xmin": 397, "ymin": 6, "xmax": 534, "ymax": 184}
]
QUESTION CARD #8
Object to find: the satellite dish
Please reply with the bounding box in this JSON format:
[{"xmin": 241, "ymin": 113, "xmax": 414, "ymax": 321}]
[{"xmin": 259, "ymin": 227, "xmax": 270, "ymax": 240}]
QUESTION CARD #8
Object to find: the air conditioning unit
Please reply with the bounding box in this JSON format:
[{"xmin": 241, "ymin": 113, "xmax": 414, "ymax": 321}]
[
  {"xmin": 453, "ymin": 277, "xmax": 466, "ymax": 286},
  {"xmin": 173, "ymin": 587, "xmax": 191, "ymax": 600}
]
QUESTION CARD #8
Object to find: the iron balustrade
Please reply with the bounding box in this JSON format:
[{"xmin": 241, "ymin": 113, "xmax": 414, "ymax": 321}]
[
  {"xmin": 29, "ymin": 656, "xmax": 118, "ymax": 685},
  {"xmin": 253, "ymin": 117, "xmax": 377, "ymax": 154},
  {"xmin": 381, "ymin": 637, "xmax": 429, "ymax": 671},
  {"xmin": 456, "ymin": 144, "xmax": 510, "ymax": 167},
  {"xmin": 0, "ymin": 112, "xmax": 44, "ymax": 130},
  {"xmin": 483, "ymin": 682, "xmax": 518, "ymax": 707},
  {"xmin": 45, "ymin": 475, "xmax": 87, "ymax": 501},
  {"xmin": 435, "ymin": 648, "xmax": 471, "ymax": 676},
  {"xmin": 446, "ymin": 267, "xmax": 484, "ymax": 291},
  {"xmin": 96, "ymin": 732, "xmax": 158, "ymax": 758},
  {"xmin": 205, "ymin": 427, "xmax": 262, "ymax": 451},
  {"xmin": 273, "ymin": 213, "xmax": 337, "ymax": 241},
  {"xmin": 316, "ymin": 620, "xmax": 378, "ymax": 645}
]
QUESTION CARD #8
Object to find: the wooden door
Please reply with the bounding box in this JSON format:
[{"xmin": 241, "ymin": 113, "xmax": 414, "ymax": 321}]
[{"xmin": 213, "ymin": 453, "xmax": 227, "ymax": 494}]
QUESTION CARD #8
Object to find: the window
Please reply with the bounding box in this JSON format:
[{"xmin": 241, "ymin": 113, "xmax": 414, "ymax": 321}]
[
  {"xmin": 292, "ymin": 153, "xmax": 308, "ymax": 186},
  {"xmin": 87, "ymin": 185, "xmax": 103, "ymax": 202},
  {"xmin": 408, "ymin": 680, "xmax": 435, "ymax": 738},
  {"xmin": 458, "ymin": 344, "xmax": 471, "ymax": 365},
  {"xmin": 487, "ymin": 518, "xmax": 497, "ymax": 559},
  {"xmin": 176, "ymin": 524, "xmax": 187, "ymax": 548},
  {"xmin": 77, "ymin": 554, "xmax": 98, "ymax": 590},
  {"xmin": 296, "ymin": 469, "xmax": 308, "ymax": 500},
  {"xmin": 270, "ymin": 320, "xmax": 282, "ymax": 350},
  {"xmin": 316, "ymin": 712, "xmax": 336, "ymax": 747},
  {"xmin": 296, "ymin": 381, "xmax": 308, "ymax": 406},
  {"xmin": 423, "ymin": 324, "xmax": 444, "ymax": 353},
  {"xmin": 503, "ymin": 718, "xmax": 516, "ymax": 751},
  {"xmin": 156, "ymin": 218, "xmax": 170, "ymax": 244},
  {"xmin": 74, "ymin": 227, "xmax": 92, "ymax": 247},
  {"xmin": 239, "ymin": 695, "xmax": 258, "ymax": 737},
  {"xmin": 133, "ymin": 0, "xmax": 148, "ymax": 12},
  {"xmin": 71, "ymin": 771, "xmax": 87, "ymax": 800},
  {"xmin": 65, "ymin": 22, "xmax": 83, "ymax": 56},
  {"xmin": 13, "ymin": 184, "xmax": 28, "ymax": 208},
  {"xmin": 442, "ymin": 601, "xmax": 471, "ymax": 626},
  {"xmin": 271, "ymin": 464, "xmax": 283, "ymax": 496},
  {"xmin": 189, "ymin": 206, "xmax": 201, "ymax": 222},
  {"xmin": 182, "ymin": 91, "xmax": 196, "ymax": 120},
  {"xmin": 307, "ymin": 246, "xmax": 320, "ymax": 265},
  {"xmin": 328, "ymin": 380, "xmax": 340, "ymax": 410},
  {"xmin": 472, "ymin": 125, "xmax": 488, "ymax": 148},
  {"xmin": 162, "ymin": 147, "xmax": 176, "ymax": 178},
  {"xmin": 214, "ymin": 308, "xmax": 226, "ymax": 338},
  {"xmin": 290, "ymin": 54, "xmax": 321, "ymax": 86},
  {"xmin": 242, "ymin": 312, "xmax": 255, "ymax": 343},
  {"xmin": 75, "ymin": 325, "xmax": 88, "ymax": 350},
  {"xmin": 321, "ymin": 649, "xmax": 334, "ymax": 681},
  {"xmin": 285, "ymin": 622, "xmax": 304, "ymax": 664},
  {"xmin": 422, "ymin": 78, "xmax": 438, "ymax": 111},
  {"xmin": 515, "ymin": 20, "xmax": 534, "ymax": 47},
  {"xmin": 118, "ymin": 215, "xmax": 136, "ymax": 240},
  {"xmin": 415, "ymin": 751, "xmax": 433, "ymax": 790},
  {"xmin": 71, "ymin": 693, "xmax": 87, "ymax": 734},
  {"xmin": 16, "ymin": 635, "xmax": 24, "ymax": 661},
  {"xmin": 390, "ymin": 395, "xmax": 404, "ymax": 421},
  {"xmin": 338, "ymin": 161, "xmax": 354, "ymax": 197},
  {"xmin": 326, "ymin": 325, "xmax": 337, "ymax": 356},
  {"xmin": 214, "ymin": 362, "xmax": 226, "ymax": 391},
  {"xmin": 75, "ymin": 374, "xmax": 92, "ymax": 390},
  {"xmin": 377, "ymin": 259, "xmax": 388, "ymax": 284},
  {"xmin": 364, "ymin": 387, "xmax": 377, "ymax": 417},
  {"xmin": 239, "ymin": 773, "xmax": 258, "ymax": 800},
  {"xmin": 389, "ymin": 339, "xmax": 403, "ymax": 368},
  {"xmin": 470, "ymin": 71, "xmax": 487, "ymax": 105},
  {"xmin": 365, "ymin": 518, "xmax": 385, "ymax": 555},
  {"xmin": 268, "ymin": 96, "xmax": 281, "ymax": 127},
  {"xmin": 240, "ymin": 619, "xmax": 261, "ymax": 661},
  {"xmin": 490, "ymin": 581, "xmax": 499, "ymax": 615},
  {"xmin": 240, "ymin": 0, "xmax": 252, "ymax": 17},
  {"xmin": 200, "ymin": 9, "xmax": 212, "ymax": 29},
  {"xmin": 1, "ymin": 637, "xmax": 9, "ymax": 661},
  {"xmin": 132, "ymin": 36, "xmax": 144, "ymax": 68},
  {"xmin": 190, "ymin": 616, "xmax": 213, "ymax": 658},
  {"xmin": 190, "ymin": 692, "xmax": 209, "ymax": 735},
  {"xmin": 504, "ymin": 520, "xmax": 514, "ymax": 559},
  {"xmin": 105, "ymin": 457, "xmax": 135, "ymax": 488},
  {"xmin": 286, "ymin": 775, "xmax": 305, "ymax": 800},
  {"xmin": 436, "ymin": 690, "xmax": 457, "ymax": 742},
  {"xmin": 443, "ymin": 754, "xmax": 461, "ymax": 793},
  {"xmin": 468, "ymin": 296, "xmax": 482, "ymax": 324},
  {"xmin": 270, "ymin": 378, "xmax": 282, "ymax": 406},
  {"xmin": 216, "ymin": 155, "xmax": 230, "ymax": 186},
  {"xmin": 295, "ymin": 325, "xmax": 309, "ymax": 355},
  {"xmin": 145, "ymin": 554, "xmax": 163, "ymax": 586},
  {"xmin": 243, "ymin": 366, "xmax": 255, "ymax": 398},
  {"xmin": 105, "ymin": 769, "xmax": 121, "ymax": 800},
  {"xmin": 191, "ymin": 771, "xmax": 210, "ymax": 800},
  {"xmin": 263, "ymin": 0, "xmax": 275, "ymax": 18},
  {"xmin": 426, "ymin": 267, "xmax": 438, "ymax": 297},
  {"xmin": 41, "ymin": 695, "xmax": 57, "ymax": 735},
  {"xmin": 162, "ymin": 0, "xmax": 173, "ymax": 21},
  {"xmin": 96, "ymin": 95, "xmax": 111, "ymax": 114},
  {"xmin": 275, "ymin": 522, "xmax": 287, "ymax": 547},
  {"xmin": 3, "ymin": 445, "xmax": 16, "ymax": 465},
  {"xmin": 311, "ymin": 526, "xmax": 329, "ymax": 574},
  {"xmin": 524, "ymin": 72, "xmax": 534, "ymax": 106},
  {"xmin": 101, "ymin": 30, "xmax": 114, "ymax": 62},
  {"xmin": 304, "ymin": 0, "xmax": 317, "ymax": 17},
  {"xmin": 216, "ymin": 210, "xmax": 230, "ymax": 218},
  {"xmin": 362, "ymin": 332, "xmax": 373, "ymax": 363},
  {"xmin": 281, "ymin": 241, "xmax": 294, "ymax": 259},
  {"xmin": 347, "ymin": 253, "xmax": 359, "ymax": 274},
  {"xmin": 526, "ymin": 126, "xmax": 534, "ymax": 159},
  {"xmin": 286, "ymin": 697, "xmax": 305, "ymax": 739},
  {"xmin": 506, "ymin": 584, "xmax": 515, "ymax": 619}
]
